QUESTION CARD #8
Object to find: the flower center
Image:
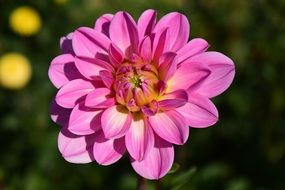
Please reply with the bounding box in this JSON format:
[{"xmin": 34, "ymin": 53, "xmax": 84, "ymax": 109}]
[
  {"xmin": 129, "ymin": 75, "xmax": 142, "ymax": 88},
  {"xmin": 114, "ymin": 62, "xmax": 159, "ymax": 112}
]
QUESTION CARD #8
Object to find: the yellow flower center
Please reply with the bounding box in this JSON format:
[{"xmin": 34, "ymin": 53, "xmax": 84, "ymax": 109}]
[
  {"xmin": 129, "ymin": 75, "xmax": 142, "ymax": 88},
  {"xmin": 114, "ymin": 62, "xmax": 159, "ymax": 112}
]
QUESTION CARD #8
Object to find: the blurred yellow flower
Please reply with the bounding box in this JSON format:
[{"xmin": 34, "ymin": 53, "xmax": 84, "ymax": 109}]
[
  {"xmin": 54, "ymin": 0, "xmax": 69, "ymax": 5},
  {"xmin": 9, "ymin": 6, "xmax": 42, "ymax": 36},
  {"xmin": 0, "ymin": 53, "xmax": 32, "ymax": 90}
]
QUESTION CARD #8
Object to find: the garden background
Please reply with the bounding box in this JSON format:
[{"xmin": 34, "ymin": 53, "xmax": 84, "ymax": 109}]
[{"xmin": 0, "ymin": 0, "xmax": 284, "ymax": 189}]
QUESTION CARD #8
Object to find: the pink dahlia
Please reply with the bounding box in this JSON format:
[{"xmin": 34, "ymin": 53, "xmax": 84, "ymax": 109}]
[{"xmin": 49, "ymin": 10, "xmax": 235, "ymax": 179}]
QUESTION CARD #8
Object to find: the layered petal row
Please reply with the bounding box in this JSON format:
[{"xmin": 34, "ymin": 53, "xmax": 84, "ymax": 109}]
[{"xmin": 49, "ymin": 9, "xmax": 235, "ymax": 180}]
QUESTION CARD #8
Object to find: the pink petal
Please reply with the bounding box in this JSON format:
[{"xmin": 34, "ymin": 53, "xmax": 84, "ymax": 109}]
[
  {"xmin": 50, "ymin": 100, "xmax": 72, "ymax": 126},
  {"xmin": 68, "ymin": 103, "xmax": 102, "ymax": 135},
  {"xmin": 109, "ymin": 43, "xmax": 124, "ymax": 66},
  {"xmin": 141, "ymin": 106, "xmax": 155, "ymax": 116},
  {"xmin": 141, "ymin": 100, "xmax": 158, "ymax": 116},
  {"xmin": 157, "ymin": 80, "xmax": 167, "ymax": 94},
  {"xmin": 131, "ymin": 135, "xmax": 174, "ymax": 180},
  {"xmin": 167, "ymin": 61, "xmax": 211, "ymax": 93},
  {"xmin": 125, "ymin": 114, "xmax": 154, "ymax": 161},
  {"xmin": 74, "ymin": 56, "xmax": 114, "ymax": 80},
  {"xmin": 137, "ymin": 9, "xmax": 157, "ymax": 40},
  {"xmin": 60, "ymin": 33, "xmax": 74, "ymax": 54},
  {"xmin": 72, "ymin": 27, "xmax": 110, "ymax": 58},
  {"xmin": 158, "ymin": 89, "xmax": 188, "ymax": 110},
  {"xmin": 93, "ymin": 130, "xmax": 126, "ymax": 165},
  {"xmin": 99, "ymin": 70, "xmax": 114, "ymax": 89},
  {"xmin": 148, "ymin": 110, "xmax": 189, "ymax": 145},
  {"xmin": 158, "ymin": 52, "xmax": 178, "ymax": 81},
  {"xmin": 152, "ymin": 28, "xmax": 169, "ymax": 65},
  {"xmin": 154, "ymin": 12, "xmax": 189, "ymax": 52},
  {"xmin": 48, "ymin": 54, "xmax": 82, "ymax": 88},
  {"xmin": 94, "ymin": 14, "xmax": 113, "ymax": 37},
  {"xmin": 177, "ymin": 38, "xmax": 209, "ymax": 64},
  {"xmin": 85, "ymin": 88, "xmax": 115, "ymax": 108},
  {"xmin": 189, "ymin": 52, "xmax": 235, "ymax": 98},
  {"xmin": 109, "ymin": 11, "xmax": 139, "ymax": 53},
  {"xmin": 139, "ymin": 36, "xmax": 152, "ymax": 63},
  {"xmin": 176, "ymin": 93, "xmax": 218, "ymax": 128},
  {"xmin": 55, "ymin": 79, "xmax": 96, "ymax": 108},
  {"xmin": 101, "ymin": 105, "xmax": 132, "ymax": 139},
  {"xmin": 58, "ymin": 128, "xmax": 95, "ymax": 163}
]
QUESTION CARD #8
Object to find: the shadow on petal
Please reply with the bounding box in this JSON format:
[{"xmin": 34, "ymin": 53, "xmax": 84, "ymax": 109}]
[{"xmin": 50, "ymin": 100, "xmax": 72, "ymax": 126}]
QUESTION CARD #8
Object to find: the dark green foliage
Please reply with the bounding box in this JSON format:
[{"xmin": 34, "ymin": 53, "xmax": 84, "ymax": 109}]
[{"xmin": 0, "ymin": 0, "xmax": 285, "ymax": 189}]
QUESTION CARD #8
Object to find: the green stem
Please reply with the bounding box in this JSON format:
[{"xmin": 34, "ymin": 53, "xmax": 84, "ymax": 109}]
[
  {"xmin": 155, "ymin": 180, "xmax": 161, "ymax": 190},
  {"xmin": 137, "ymin": 175, "xmax": 147, "ymax": 190}
]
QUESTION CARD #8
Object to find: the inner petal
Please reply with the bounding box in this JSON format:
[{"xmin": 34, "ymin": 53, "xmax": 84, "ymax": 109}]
[{"xmin": 114, "ymin": 62, "xmax": 159, "ymax": 112}]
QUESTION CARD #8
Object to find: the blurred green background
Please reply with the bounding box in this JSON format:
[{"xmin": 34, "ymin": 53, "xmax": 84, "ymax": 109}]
[{"xmin": 0, "ymin": 0, "xmax": 285, "ymax": 189}]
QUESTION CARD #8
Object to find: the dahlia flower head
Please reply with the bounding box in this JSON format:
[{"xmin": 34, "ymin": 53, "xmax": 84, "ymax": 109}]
[{"xmin": 49, "ymin": 10, "xmax": 235, "ymax": 180}]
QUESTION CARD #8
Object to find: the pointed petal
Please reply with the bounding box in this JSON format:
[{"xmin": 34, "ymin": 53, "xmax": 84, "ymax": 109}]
[
  {"xmin": 85, "ymin": 88, "xmax": 115, "ymax": 108},
  {"xmin": 139, "ymin": 36, "xmax": 152, "ymax": 63},
  {"xmin": 68, "ymin": 104, "xmax": 102, "ymax": 135},
  {"xmin": 131, "ymin": 135, "xmax": 174, "ymax": 180},
  {"xmin": 72, "ymin": 27, "xmax": 110, "ymax": 57},
  {"xmin": 158, "ymin": 89, "xmax": 188, "ymax": 110},
  {"xmin": 152, "ymin": 28, "xmax": 169, "ymax": 65},
  {"xmin": 101, "ymin": 105, "xmax": 132, "ymax": 139},
  {"xmin": 177, "ymin": 38, "xmax": 209, "ymax": 64},
  {"xmin": 74, "ymin": 56, "xmax": 113, "ymax": 80},
  {"xmin": 60, "ymin": 33, "xmax": 74, "ymax": 54},
  {"xmin": 189, "ymin": 52, "xmax": 235, "ymax": 98},
  {"xmin": 167, "ymin": 61, "xmax": 211, "ymax": 93},
  {"xmin": 109, "ymin": 43, "xmax": 124, "ymax": 66},
  {"xmin": 93, "ymin": 130, "xmax": 126, "ymax": 165},
  {"xmin": 109, "ymin": 11, "xmax": 139, "ymax": 53},
  {"xmin": 158, "ymin": 52, "xmax": 178, "ymax": 81},
  {"xmin": 157, "ymin": 80, "xmax": 167, "ymax": 94},
  {"xmin": 176, "ymin": 93, "xmax": 218, "ymax": 128},
  {"xmin": 58, "ymin": 128, "xmax": 95, "ymax": 163},
  {"xmin": 94, "ymin": 14, "xmax": 113, "ymax": 37},
  {"xmin": 137, "ymin": 9, "xmax": 157, "ymax": 39},
  {"xmin": 55, "ymin": 79, "xmax": 95, "ymax": 108},
  {"xmin": 125, "ymin": 113, "xmax": 154, "ymax": 161},
  {"xmin": 99, "ymin": 70, "xmax": 114, "ymax": 89},
  {"xmin": 154, "ymin": 12, "xmax": 189, "ymax": 52},
  {"xmin": 48, "ymin": 54, "xmax": 82, "ymax": 88},
  {"xmin": 50, "ymin": 100, "xmax": 72, "ymax": 126},
  {"xmin": 134, "ymin": 88, "xmax": 148, "ymax": 106},
  {"xmin": 148, "ymin": 110, "xmax": 189, "ymax": 145}
]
